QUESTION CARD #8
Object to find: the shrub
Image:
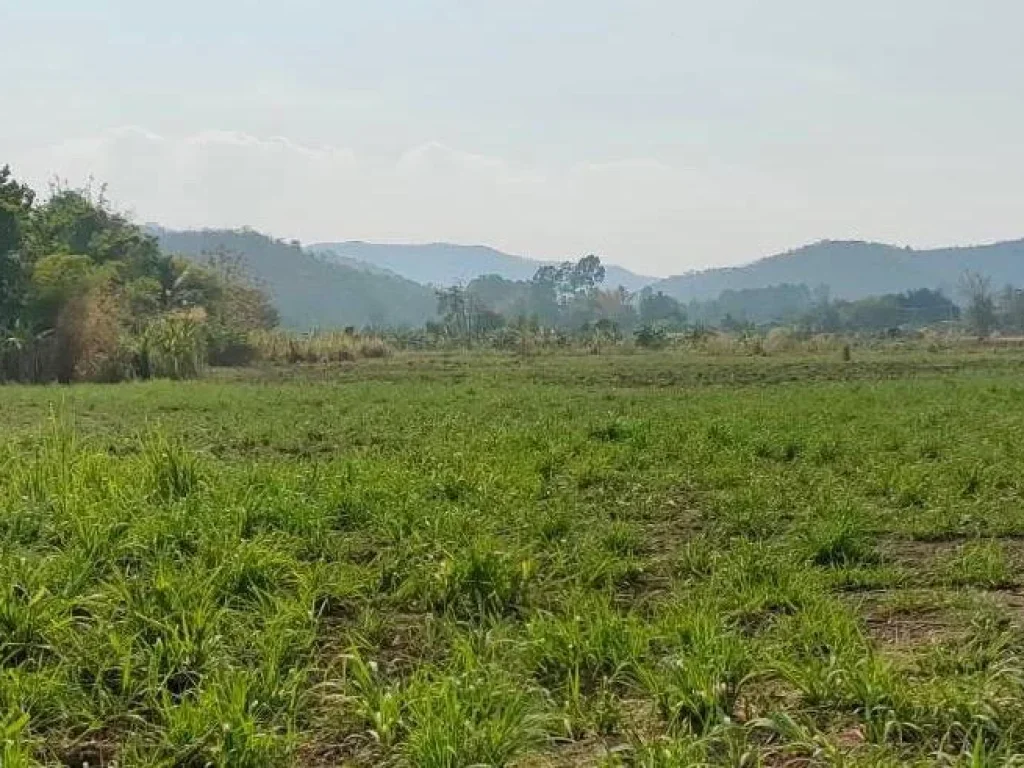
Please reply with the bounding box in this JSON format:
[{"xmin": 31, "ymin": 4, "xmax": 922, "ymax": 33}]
[
  {"xmin": 0, "ymin": 326, "xmax": 56, "ymax": 383},
  {"xmin": 634, "ymin": 325, "xmax": 668, "ymax": 349},
  {"xmin": 57, "ymin": 286, "xmax": 134, "ymax": 383},
  {"xmin": 1, "ymin": 283, "xmax": 134, "ymax": 384},
  {"xmin": 206, "ymin": 322, "xmax": 258, "ymax": 367}
]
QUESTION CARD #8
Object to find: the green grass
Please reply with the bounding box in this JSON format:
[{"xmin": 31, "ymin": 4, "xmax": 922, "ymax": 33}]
[{"xmin": 3, "ymin": 351, "xmax": 1024, "ymax": 765}]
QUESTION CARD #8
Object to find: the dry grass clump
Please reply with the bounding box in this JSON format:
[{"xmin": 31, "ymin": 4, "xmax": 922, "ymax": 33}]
[{"xmin": 250, "ymin": 330, "xmax": 393, "ymax": 364}]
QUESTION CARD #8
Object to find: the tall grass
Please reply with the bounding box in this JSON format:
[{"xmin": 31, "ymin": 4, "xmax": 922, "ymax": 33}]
[
  {"xmin": 141, "ymin": 311, "xmax": 208, "ymax": 380},
  {"xmin": 249, "ymin": 329, "xmax": 392, "ymax": 364}
]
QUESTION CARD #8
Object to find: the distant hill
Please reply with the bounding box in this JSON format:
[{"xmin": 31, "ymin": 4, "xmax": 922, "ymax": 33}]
[
  {"xmin": 655, "ymin": 239, "xmax": 1024, "ymax": 302},
  {"xmin": 309, "ymin": 241, "xmax": 654, "ymax": 293},
  {"xmin": 152, "ymin": 228, "xmax": 437, "ymax": 329},
  {"xmin": 151, "ymin": 228, "xmax": 1024, "ymax": 329}
]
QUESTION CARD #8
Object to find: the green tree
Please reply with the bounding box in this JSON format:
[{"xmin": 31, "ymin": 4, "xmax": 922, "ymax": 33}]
[
  {"xmin": 567, "ymin": 254, "xmax": 606, "ymax": 296},
  {"xmin": 28, "ymin": 253, "xmax": 103, "ymax": 327},
  {"xmin": 436, "ymin": 285, "xmax": 504, "ymax": 343},
  {"xmin": 530, "ymin": 255, "xmax": 608, "ymax": 327},
  {"xmin": 638, "ymin": 288, "xmax": 686, "ymax": 327},
  {"xmin": 437, "ymin": 285, "xmax": 469, "ymax": 338},
  {"xmin": 0, "ymin": 166, "xmax": 36, "ymax": 326},
  {"xmin": 0, "ymin": 174, "xmax": 279, "ymax": 382},
  {"xmin": 960, "ymin": 271, "xmax": 996, "ymax": 336}
]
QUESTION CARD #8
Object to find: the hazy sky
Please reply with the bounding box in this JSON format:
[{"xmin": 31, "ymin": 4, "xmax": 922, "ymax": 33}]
[{"xmin": 3, "ymin": 1, "xmax": 1023, "ymax": 276}]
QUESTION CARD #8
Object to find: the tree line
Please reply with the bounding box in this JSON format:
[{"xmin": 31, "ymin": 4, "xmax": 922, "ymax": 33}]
[
  {"xmin": 4, "ymin": 161, "xmax": 1021, "ymax": 381},
  {"xmin": 0, "ymin": 166, "xmax": 277, "ymax": 382},
  {"xmin": 428, "ymin": 253, "xmax": 1019, "ymax": 345}
]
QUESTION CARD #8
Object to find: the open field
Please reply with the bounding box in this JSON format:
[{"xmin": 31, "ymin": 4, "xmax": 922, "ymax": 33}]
[{"xmin": 4, "ymin": 351, "xmax": 1024, "ymax": 766}]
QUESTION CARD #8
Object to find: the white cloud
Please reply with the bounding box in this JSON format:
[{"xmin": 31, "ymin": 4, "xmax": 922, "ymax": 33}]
[
  {"xmin": 28, "ymin": 127, "xmax": 778, "ymax": 274},
  {"xmin": 27, "ymin": 124, "xmax": 1017, "ymax": 276}
]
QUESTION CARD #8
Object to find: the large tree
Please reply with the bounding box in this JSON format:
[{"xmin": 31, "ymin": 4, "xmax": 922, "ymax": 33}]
[
  {"xmin": 0, "ymin": 166, "xmax": 36, "ymax": 325},
  {"xmin": 529, "ymin": 255, "xmax": 609, "ymax": 327}
]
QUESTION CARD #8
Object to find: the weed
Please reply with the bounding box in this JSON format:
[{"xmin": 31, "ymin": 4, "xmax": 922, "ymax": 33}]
[
  {"xmin": 0, "ymin": 712, "xmax": 36, "ymax": 768},
  {"xmin": 401, "ymin": 666, "xmax": 545, "ymax": 768},
  {"xmin": 591, "ymin": 417, "xmax": 642, "ymax": 443},
  {"xmin": 430, "ymin": 539, "xmax": 536, "ymax": 619},
  {"xmin": 641, "ymin": 606, "xmax": 751, "ymax": 735},
  {"xmin": 143, "ymin": 430, "xmax": 203, "ymax": 501},
  {"xmin": 803, "ymin": 513, "xmax": 880, "ymax": 568},
  {"xmin": 943, "ymin": 541, "xmax": 1014, "ymax": 589},
  {"xmin": 525, "ymin": 596, "xmax": 650, "ymax": 692}
]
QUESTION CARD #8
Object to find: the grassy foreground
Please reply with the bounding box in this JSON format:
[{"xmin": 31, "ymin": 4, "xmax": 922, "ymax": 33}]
[{"xmin": 3, "ymin": 352, "xmax": 1024, "ymax": 766}]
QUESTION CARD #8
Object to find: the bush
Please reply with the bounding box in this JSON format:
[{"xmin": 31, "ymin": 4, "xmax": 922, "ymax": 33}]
[
  {"xmin": 206, "ymin": 323, "xmax": 258, "ymax": 367},
  {"xmin": 634, "ymin": 325, "xmax": 668, "ymax": 349}
]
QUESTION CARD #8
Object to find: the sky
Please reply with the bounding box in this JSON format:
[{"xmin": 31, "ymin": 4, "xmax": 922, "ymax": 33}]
[{"xmin": 3, "ymin": 0, "xmax": 1023, "ymax": 277}]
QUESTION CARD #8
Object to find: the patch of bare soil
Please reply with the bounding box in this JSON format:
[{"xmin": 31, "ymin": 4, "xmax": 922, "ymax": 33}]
[
  {"xmin": 515, "ymin": 738, "xmax": 623, "ymax": 767},
  {"xmin": 856, "ymin": 589, "xmax": 965, "ymax": 647}
]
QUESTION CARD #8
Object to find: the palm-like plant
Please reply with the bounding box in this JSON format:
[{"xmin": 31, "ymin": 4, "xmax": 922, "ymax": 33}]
[{"xmin": 1, "ymin": 319, "xmax": 53, "ymax": 382}]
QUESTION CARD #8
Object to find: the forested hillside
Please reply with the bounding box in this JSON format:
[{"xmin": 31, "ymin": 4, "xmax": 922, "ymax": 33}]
[
  {"xmin": 154, "ymin": 228, "xmax": 438, "ymax": 329},
  {"xmin": 656, "ymin": 239, "xmax": 1024, "ymax": 301}
]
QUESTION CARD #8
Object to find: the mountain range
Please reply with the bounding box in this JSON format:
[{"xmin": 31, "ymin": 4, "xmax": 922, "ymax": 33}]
[
  {"xmin": 151, "ymin": 226, "xmax": 1024, "ymax": 329},
  {"xmin": 309, "ymin": 241, "xmax": 654, "ymax": 292},
  {"xmin": 653, "ymin": 239, "xmax": 1024, "ymax": 302}
]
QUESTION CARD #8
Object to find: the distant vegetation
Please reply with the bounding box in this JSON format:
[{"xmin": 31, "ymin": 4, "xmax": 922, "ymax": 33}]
[
  {"xmin": 161, "ymin": 227, "xmax": 1024, "ymax": 346},
  {"xmin": 0, "ymin": 167, "xmax": 277, "ymax": 383},
  {"xmin": 655, "ymin": 239, "xmax": 1024, "ymax": 302},
  {"xmin": 443, "ymin": 255, "xmax": 634, "ymax": 334},
  {"xmin": 6, "ymin": 163, "xmax": 1024, "ymax": 385},
  {"xmin": 412, "ymin": 270, "xmax": 1014, "ymax": 351},
  {"xmin": 686, "ymin": 285, "xmax": 961, "ymax": 332},
  {"xmin": 153, "ymin": 228, "xmax": 438, "ymax": 329}
]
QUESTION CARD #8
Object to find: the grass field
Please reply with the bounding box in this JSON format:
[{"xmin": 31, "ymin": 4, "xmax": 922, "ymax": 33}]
[{"xmin": 4, "ymin": 350, "xmax": 1024, "ymax": 766}]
